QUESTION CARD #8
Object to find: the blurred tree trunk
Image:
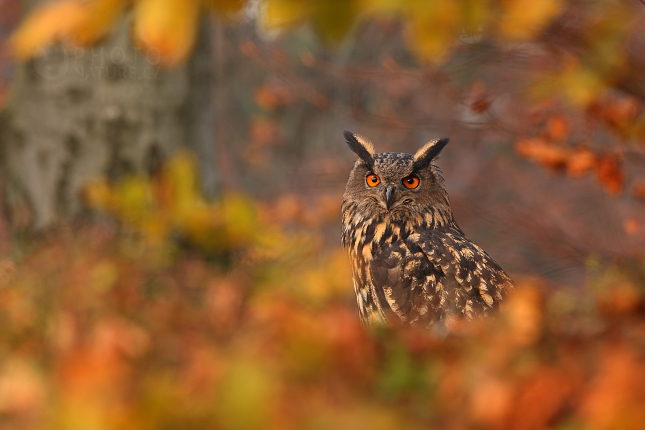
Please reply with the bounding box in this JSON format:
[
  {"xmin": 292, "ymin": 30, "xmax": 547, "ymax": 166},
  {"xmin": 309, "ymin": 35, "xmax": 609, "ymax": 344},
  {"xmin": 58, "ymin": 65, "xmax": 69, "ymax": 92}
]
[{"xmin": 0, "ymin": 10, "xmax": 217, "ymax": 230}]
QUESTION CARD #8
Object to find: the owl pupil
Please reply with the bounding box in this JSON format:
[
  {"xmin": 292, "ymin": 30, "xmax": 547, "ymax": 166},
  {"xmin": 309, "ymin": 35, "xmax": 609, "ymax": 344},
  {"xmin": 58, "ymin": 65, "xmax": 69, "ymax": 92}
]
[
  {"xmin": 407, "ymin": 178, "xmax": 413, "ymax": 184},
  {"xmin": 371, "ymin": 177, "xmax": 377, "ymax": 183}
]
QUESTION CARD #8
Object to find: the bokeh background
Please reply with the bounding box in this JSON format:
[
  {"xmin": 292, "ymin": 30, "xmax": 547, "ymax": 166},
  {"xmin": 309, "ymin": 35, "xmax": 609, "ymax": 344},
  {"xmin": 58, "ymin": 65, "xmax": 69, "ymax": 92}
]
[{"xmin": 0, "ymin": 1, "xmax": 644, "ymax": 429}]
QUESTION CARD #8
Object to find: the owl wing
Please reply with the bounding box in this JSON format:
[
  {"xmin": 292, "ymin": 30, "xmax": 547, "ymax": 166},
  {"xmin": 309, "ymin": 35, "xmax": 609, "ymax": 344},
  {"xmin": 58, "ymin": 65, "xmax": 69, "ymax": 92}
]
[{"xmin": 368, "ymin": 227, "xmax": 514, "ymax": 327}]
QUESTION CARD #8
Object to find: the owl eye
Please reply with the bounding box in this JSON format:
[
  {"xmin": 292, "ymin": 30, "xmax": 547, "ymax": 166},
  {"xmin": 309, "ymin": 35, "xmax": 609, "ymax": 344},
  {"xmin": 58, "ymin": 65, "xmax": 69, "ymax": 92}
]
[
  {"xmin": 366, "ymin": 174, "xmax": 381, "ymax": 187},
  {"xmin": 402, "ymin": 175, "xmax": 420, "ymax": 189}
]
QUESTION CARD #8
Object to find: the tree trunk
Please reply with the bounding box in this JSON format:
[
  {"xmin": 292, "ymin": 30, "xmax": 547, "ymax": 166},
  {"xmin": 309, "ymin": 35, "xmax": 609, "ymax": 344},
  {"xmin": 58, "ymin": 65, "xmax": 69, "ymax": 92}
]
[{"xmin": 0, "ymin": 11, "xmax": 217, "ymax": 230}]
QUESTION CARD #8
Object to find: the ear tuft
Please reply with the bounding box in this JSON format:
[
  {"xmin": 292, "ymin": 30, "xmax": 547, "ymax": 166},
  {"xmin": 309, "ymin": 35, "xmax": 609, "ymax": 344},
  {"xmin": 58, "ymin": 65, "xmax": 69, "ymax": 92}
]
[
  {"xmin": 412, "ymin": 137, "xmax": 449, "ymax": 171},
  {"xmin": 344, "ymin": 130, "xmax": 375, "ymax": 167}
]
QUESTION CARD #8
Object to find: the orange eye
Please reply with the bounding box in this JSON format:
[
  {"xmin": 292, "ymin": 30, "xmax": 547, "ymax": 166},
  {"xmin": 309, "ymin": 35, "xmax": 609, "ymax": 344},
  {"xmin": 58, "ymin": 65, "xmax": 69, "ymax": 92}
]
[
  {"xmin": 366, "ymin": 174, "xmax": 380, "ymax": 187},
  {"xmin": 402, "ymin": 175, "xmax": 420, "ymax": 189}
]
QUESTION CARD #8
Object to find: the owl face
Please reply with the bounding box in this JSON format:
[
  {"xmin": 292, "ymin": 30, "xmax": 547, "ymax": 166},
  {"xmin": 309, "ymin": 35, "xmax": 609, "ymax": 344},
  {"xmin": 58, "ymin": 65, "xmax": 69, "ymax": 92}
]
[{"xmin": 343, "ymin": 132, "xmax": 451, "ymax": 221}]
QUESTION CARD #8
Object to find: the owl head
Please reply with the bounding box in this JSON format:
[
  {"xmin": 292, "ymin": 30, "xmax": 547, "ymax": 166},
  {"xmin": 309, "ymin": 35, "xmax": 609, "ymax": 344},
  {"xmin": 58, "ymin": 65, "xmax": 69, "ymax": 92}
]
[{"xmin": 342, "ymin": 131, "xmax": 453, "ymax": 225}]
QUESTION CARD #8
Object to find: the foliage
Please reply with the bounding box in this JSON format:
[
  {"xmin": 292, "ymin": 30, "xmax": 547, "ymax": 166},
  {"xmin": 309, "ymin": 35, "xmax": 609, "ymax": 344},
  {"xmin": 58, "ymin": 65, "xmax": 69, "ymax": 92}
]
[
  {"xmin": 9, "ymin": 0, "xmax": 640, "ymax": 91},
  {"xmin": 9, "ymin": 0, "xmax": 645, "ymax": 198},
  {"xmin": 0, "ymin": 155, "xmax": 644, "ymax": 429},
  {"xmin": 2, "ymin": 2, "xmax": 645, "ymax": 428}
]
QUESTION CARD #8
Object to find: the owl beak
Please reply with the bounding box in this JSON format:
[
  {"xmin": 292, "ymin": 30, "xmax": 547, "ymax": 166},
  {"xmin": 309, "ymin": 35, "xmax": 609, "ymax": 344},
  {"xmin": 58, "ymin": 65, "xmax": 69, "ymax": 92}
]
[{"xmin": 384, "ymin": 186, "xmax": 395, "ymax": 210}]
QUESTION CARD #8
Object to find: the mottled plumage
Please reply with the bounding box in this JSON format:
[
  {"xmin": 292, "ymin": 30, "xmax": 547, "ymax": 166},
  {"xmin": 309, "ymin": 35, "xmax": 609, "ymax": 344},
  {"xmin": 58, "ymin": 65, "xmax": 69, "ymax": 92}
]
[{"xmin": 341, "ymin": 131, "xmax": 514, "ymax": 328}]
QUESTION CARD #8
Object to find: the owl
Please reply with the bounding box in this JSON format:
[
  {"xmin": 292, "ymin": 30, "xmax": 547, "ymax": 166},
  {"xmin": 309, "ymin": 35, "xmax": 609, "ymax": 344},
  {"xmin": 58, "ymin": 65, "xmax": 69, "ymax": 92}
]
[{"xmin": 341, "ymin": 131, "xmax": 514, "ymax": 329}]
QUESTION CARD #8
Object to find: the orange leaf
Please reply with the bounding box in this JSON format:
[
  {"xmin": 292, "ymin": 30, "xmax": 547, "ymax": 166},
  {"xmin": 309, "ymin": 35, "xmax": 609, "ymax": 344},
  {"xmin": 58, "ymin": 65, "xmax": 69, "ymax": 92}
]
[
  {"xmin": 596, "ymin": 153, "xmax": 624, "ymax": 195},
  {"xmin": 595, "ymin": 97, "xmax": 639, "ymax": 132},
  {"xmin": 566, "ymin": 146, "xmax": 597, "ymax": 177},
  {"xmin": 545, "ymin": 115, "xmax": 570, "ymax": 142},
  {"xmin": 500, "ymin": 0, "xmax": 562, "ymax": 41},
  {"xmin": 471, "ymin": 377, "xmax": 513, "ymax": 428},
  {"xmin": 133, "ymin": 0, "xmax": 201, "ymax": 67},
  {"xmin": 624, "ymin": 218, "xmax": 641, "ymax": 235},
  {"xmin": 10, "ymin": 0, "xmax": 86, "ymax": 59},
  {"xmin": 10, "ymin": 0, "xmax": 126, "ymax": 59},
  {"xmin": 72, "ymin": 0, "xmax": 126, "ymax": 46},
  {"xmin": 580, "ymin": 348, "xmax": 645, "ymax": 429},
  {"xmin": 515, "ymin": 137, "xmax": 569, "ymax": 171}
]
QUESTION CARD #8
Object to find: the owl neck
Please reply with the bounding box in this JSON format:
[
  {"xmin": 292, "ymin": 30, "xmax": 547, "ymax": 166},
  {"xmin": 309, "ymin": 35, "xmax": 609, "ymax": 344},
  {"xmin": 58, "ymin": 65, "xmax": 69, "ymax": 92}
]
[{"xmin": 341, "ymin": 200, "xmax": 458, "ymax": 252}]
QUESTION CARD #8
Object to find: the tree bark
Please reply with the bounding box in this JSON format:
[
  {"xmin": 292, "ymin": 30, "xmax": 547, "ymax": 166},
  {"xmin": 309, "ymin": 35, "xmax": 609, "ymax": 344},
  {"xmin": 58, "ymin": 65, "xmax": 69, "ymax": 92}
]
[{"xmin": 0, "ymin": 11, "xmax": 217, "ymax": 230}]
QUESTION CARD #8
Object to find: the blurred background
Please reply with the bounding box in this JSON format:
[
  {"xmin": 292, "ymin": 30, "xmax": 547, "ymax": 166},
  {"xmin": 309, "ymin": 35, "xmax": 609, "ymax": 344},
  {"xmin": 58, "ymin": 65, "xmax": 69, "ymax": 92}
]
[{"xmin": 0, "ymin": 1, "xmax": 644, "ymax": 429}]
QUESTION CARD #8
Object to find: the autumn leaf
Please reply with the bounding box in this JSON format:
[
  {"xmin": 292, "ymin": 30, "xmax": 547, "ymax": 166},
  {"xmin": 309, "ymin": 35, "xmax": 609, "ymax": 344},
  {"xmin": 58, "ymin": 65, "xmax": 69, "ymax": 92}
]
[
  {"xmin": 532, "ymin": 59, "xmax": 606, "ymax": 106},
  {"xmin": 404, "ymin": 1, "xmax": 460, "ymax": 61},
  {"xmin": 133, "ymin": 0, "xmax": 201, "ymax": 67},
  {"xmin": 566, "ymin": 146, "xmax": 597, "ymax": 177},
  {"xmin": 516, "ymin": 137, "xmax": 601, "ymax": 180},
  {"xmin": 10, "ymin": 0, "xmax": 126, "ymax": 59},
  {"xmin": 71, "ymin": 0, "xmax": 125, "ymax": 46},
  {"xmin": 470, "ymin": 377, "xmax": 513, "ymax": 428},
  {"xmin": 545, "ymin": 115, "xmax": 570, "ymax": 142},
  {"xmin": 596, "ymin": 153, "xmax": 624, "ymax": 196},
  {"xmin": 261, "ymin": 0, "xmax": 307, "ymax": 31},
  {"xmin": 499, "ymin": 0, "xmax": 562, "ymax": 41},
  {"xmin": 589, "ymin": 97, "xmax": 640, "ymax": 135},
  {"xmin": 580, "ymin": 348, "xmax": 645, "ymax": 430},
  {"xmin": 10, "ymin": 0, "xmax": 87, "ymax": 58},
  {"xmin": 515, "ymin": 137, "xmax": 569, "ymax": 171}
]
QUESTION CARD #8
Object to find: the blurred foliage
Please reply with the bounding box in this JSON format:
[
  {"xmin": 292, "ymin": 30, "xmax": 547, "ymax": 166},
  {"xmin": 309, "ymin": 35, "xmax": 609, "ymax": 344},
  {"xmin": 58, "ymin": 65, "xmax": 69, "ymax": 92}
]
[
  {"xmin": 3, "ymin": 2, "xmax": 645, "ymax": 429},
  {"xmin": 9, "ymin": 0, "xmax": 645, "ymax": 197},
  {"xmin": 84, "ymin": 152, "xmax": 287, "ymax": 257},
  {"xmin": 8, "ymin": 0, "xmax": 640, "ymax": 95},
  {"xmin": 0, "ymin": 153, "xmax": 643, "ymax": 429}
]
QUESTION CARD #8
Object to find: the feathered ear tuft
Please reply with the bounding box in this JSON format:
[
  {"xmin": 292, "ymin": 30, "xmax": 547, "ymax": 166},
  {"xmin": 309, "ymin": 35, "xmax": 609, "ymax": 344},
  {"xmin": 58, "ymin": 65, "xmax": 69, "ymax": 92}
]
[
  {"xmin": 344, "ymin": 130, "xmax": 375, "ymax": 167},
  {"xmin": 412, "ymin": 137, "xmax": 449, "ymax": 171}
]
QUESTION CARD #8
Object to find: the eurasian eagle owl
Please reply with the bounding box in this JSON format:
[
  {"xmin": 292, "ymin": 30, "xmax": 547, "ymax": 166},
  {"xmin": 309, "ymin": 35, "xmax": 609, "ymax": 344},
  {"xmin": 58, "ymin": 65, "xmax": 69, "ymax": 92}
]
[{"xmin": 341, "ymin": 131, "xmax": 514, "ymax": 328}]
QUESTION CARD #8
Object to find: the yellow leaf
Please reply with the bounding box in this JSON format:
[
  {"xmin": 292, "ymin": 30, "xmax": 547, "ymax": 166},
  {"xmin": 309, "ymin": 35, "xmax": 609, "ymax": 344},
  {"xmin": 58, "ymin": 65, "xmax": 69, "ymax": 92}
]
[
  {"xmin": 261, "ymin": 0, "xmax": 307, "ymax": 31},
  {"xmin": 530, "ymin": 59, "xmax": 606, "ymax": 106},
  {"xmin": 560, "ymin": 65, "xmax": 605, "ymax": 106},
  {"xmin": 72, "ymin": 0, "xmax": 126, "ymax": 46},
  {"xmin": 133, "ymin": 0, "xmax": 201, "ymax": 67},
  {"xmin": 162, "ymin": 151, "xmax": 201, "ymax": 215},
  {"xmin": 10, "ymin": 0, "xmax": 86, "ymax": 59},
  {"xmin": 500, "ymin": 0, "xmax": 562, "ymax": 41},
  {"xmin": 115, "ymin": 175, "xmax": 155, "ymax": 225},
  {"xmin": 222, "ymin": 194, "xmax": 258, "ymax": 246},
  {"xmin": 404, "ymin": 0, "xmax": 460, "ymax": 61},
  {"xmin": 217, "ymin": 360, "xmax": 276, "ymax": 430},
  {"xmin": 460, "ymin": 0, "xmax": 490, "ymax": 34}
]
